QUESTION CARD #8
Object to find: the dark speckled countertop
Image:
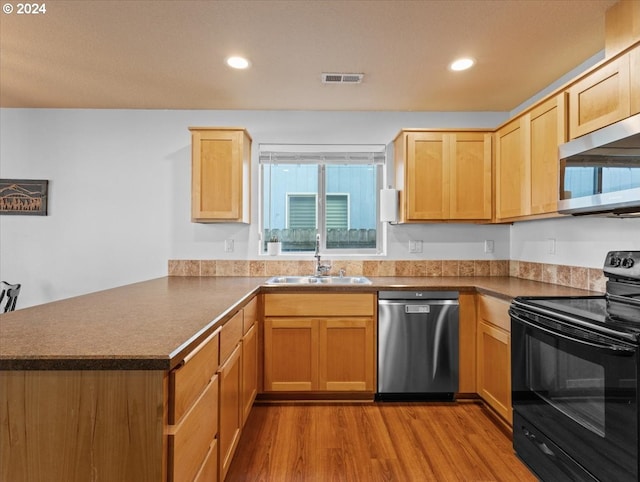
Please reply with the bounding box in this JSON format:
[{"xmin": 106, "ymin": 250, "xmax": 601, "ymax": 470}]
[{"xmin": 0, "ymin": 275, "xmax": 596, "ymax": 371}]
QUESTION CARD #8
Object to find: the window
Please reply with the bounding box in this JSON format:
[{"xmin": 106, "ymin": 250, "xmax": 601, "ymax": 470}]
[
  {"xmin": 260, "ymin": 145, "xmax": 384, "ymax": 254},
  {"xmin": 288, "ymin": 194, "xmax": 317, "ymax": 228}
]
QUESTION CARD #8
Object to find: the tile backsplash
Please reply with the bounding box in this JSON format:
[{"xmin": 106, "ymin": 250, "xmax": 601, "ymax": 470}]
[{"xmin": 168, "ymin": 259, "xmax": 606, "ymax": 293}]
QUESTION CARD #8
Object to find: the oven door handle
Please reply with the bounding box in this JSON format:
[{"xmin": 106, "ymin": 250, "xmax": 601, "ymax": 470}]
[{"xmin": 512, "ymin": 313, "xmax": 637, "ymax": 356}]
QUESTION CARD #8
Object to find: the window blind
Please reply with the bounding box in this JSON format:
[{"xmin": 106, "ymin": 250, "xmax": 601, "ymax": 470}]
[{"xmin": 259, "ymin": 144, "xmax": 386, "ymax": 164}]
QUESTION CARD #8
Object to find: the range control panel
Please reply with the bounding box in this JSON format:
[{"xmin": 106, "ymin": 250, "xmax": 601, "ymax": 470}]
[{"xmin": 604, "ymin": 251, "xmax": 640, "ymax": 281}]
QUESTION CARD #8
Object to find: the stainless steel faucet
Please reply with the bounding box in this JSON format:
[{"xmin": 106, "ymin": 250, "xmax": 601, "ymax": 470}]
[{"xmin": 314, "ymin": 234, "xmax": 331, "ymax": 276}]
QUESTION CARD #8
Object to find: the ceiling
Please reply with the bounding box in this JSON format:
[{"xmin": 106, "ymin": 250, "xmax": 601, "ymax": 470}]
[{"xmin": 0, "ymin": 0, "xmax": 619, "ymax": 112}]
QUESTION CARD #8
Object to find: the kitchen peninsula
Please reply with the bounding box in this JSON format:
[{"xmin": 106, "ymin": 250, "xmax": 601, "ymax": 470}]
[{"xmin": 1, "ymin": 275, "xmax": 595, "ymax": 481}]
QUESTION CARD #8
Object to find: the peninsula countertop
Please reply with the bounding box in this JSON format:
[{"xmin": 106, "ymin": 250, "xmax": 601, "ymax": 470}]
[{"xmin": 0, "ymin": 275, "xmax": 597, "ymax": 371}]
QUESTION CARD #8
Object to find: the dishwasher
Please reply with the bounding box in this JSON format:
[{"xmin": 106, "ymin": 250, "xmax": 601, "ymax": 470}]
[{"xmin": 376, "ymin": 291, "xmax": 459, "ymax": 401}]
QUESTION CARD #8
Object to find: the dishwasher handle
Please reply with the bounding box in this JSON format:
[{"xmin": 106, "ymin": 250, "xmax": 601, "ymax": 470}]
[
  {"xmin": 378, "ymin": 299, "xmax": 459, "ymax": 308},
  {"xmin": 405, "ymin": 305, "xmax": 431, "ymax": 314}
]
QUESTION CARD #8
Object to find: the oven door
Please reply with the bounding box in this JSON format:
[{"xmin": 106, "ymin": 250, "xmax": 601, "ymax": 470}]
[{"xmin": 511, "ymin": 309, "xmax": 638, "ymax": 482}]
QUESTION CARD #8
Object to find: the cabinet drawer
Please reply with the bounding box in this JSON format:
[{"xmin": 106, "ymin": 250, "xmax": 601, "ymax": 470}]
[
  {"xmin": 220, "ymin": 310, "xmax": 243, "ymax": 363},
  {"xmin": 170, "ymin": 330, "xmax": 219, "ymax": 424},
  {"xmin": 477, "ymin": 295, "xmax": 511, "ymax": 333},
  {"xmin": 264, "ymin": 293, "xmax": 375, "ymax": 317},
  {"xmin": 168, "ymin": 374, "xmax": 219, "ymax": 482},
  {"xmin": 194, "ymin": 439, "xmax": 218, "ymax": 482},
  {"xmin": 243, "ymin": 296, "xmax": 258, "ymax": 334}
]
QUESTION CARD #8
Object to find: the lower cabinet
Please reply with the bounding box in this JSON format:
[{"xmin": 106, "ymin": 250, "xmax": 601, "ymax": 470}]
[
  {"xmin": 241, "ymin": 298, "xmax": 259, "ymax": 425},
  {"xmin": 319, "ymin": 318, "xmax": 374, "ymax": 391},
  {"xmin": 263, "ymin": 293, "xmax": 376, "ymax": 394},
  {"xmin": 458, "ymin": 293, "xmax": 477, "ymax": 394},
  {"xmin": 476, "ymin": 295, "xmax": 512, "ymax": 424},
  {"xmin": 169, "ymin": 297, "xmax": 258, "ymax": 482},
  {"xmin": 169, "ymin": 375, "xmax": 219, "ymax": 482},
  {"xmin": 168, "ymin": 330, "xmax": 220, "ymax": 482},
  {"xmin": 218, "ymin": 343, "xmax": 242, "ymax": 481},
  {"xmin": 218, "ymin": 310, "xmax": 244, "ymax": 482},
  {"xmin": 264, "ymin": 317, "xmax": 318, "ymax": 391}
]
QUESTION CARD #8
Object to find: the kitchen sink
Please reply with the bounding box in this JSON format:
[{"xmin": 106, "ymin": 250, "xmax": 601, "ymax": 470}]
[{"xmin": 265, "ymin": 275, "xmax": 372, "ymax": 285}]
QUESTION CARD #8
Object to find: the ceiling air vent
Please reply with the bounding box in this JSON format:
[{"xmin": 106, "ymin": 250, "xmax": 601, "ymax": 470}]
[{"xmin": 321, "ymin": 73, "xmax": 364, "ymax": 84}]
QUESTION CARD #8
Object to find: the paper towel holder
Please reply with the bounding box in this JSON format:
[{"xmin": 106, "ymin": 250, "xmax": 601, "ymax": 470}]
[{"xmin": 380, "ymin": 187, "xmax": 398, "ymax": 223}]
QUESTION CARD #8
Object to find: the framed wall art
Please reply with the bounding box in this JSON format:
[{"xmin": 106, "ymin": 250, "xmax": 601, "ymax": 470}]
[{"xmin": 0, "ymin": 179, "xmax": 49, "ymax": 216}]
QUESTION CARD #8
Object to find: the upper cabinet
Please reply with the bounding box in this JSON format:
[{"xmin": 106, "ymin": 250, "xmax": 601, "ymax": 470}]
[
  {"xmin": 495, "ymin": 117, "xmax": 529, "ymax": 220},
  {"xmin": 567, "ymin": 52, "xmax": 631, "ymax": 139},
  {"xmin": 529, "ymin": 95, "xmax": 567, "ymax": 215},
  {"xmin": 394, "ymin": 130, "xmax": 492, "ymax": 222},
  {"xmin": 631, "ymin": 45, "xmax": 640, "ymax": 116},
  {"xmin": 495, "ymin": 93, "xmax": 566, "ymax": 221},
  {"xmin": 190, "ymin": 127, "xmax": 251, "ymax": 223}
]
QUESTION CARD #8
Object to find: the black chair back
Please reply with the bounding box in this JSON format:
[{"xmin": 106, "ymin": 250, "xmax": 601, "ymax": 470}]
[{"xmin": 0, "ymin": 281, "xmax": 21, "ymax": 312}]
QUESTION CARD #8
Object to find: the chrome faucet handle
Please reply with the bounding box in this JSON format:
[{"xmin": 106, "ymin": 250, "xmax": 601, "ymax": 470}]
[
  {"xmin": 316, "ymin": 263, "xmax": 331, "ymax": 276},
  {"xmin": 339, "ymin": 268, "xmax": 346, "ymax": 278}
]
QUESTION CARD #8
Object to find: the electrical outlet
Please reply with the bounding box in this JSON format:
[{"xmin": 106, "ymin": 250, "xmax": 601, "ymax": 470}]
[
  {"xmin": 547, "ymin": 238, "xmax": 556, "ymax": 255},
  {"xmin": 224, "ymin": 239, "xmax": 234, "ymax": 253},
  {"xmin": 409, "ymin": 240, "xmax": 423, "ymax": 253},
  {"xmin": 484, "ymin": 240, "xmax": 495, "ymax": 254}
]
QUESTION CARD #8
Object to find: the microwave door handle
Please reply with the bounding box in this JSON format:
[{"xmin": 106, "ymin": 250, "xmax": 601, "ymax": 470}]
[{"xmin": 512, "ymin": 313, "xmax": 636, "ymax": 356}]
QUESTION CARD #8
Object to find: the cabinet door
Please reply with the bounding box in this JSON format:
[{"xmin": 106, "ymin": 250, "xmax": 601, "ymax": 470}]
[
  {"xmin": 218, "ymin": 343, "xmax": 242, "ymax": 482},
  {"xmin": 568, "ymin": 54, "xmax": 631, "ymax": 139},
  {"xmin": 190, "ymin": 128, "xmax": 251, "ymax": 223},
  {"xmin": 318, "ymin": 318, "xmax": 374, "ymax": 391},
  {"xmin": 495, "ymin": 116, "xmax": 530, "ymax": 220},
  {"xmin": 263, "ymin": 317, "xmax": 319, "ymax": 391},
  {"xmin": 529, "ymin": 94, "xmax": 566, "ymax": 215},
  {"xmin": 241, "ymin": 323, "xmax": 258, "ymax": 425},
  {"xmin": 449, "ymin": 132, "xmax": 492, "ymax": 220},
  {"xmin": 631, "ymin": 45, "xmax": 640, "ymax": 116},
  {"xmin": 406, "ymin": 132, "xmax": 449, "ymax": 220},
  {"xmin": 477, "ymin": 321, "xmax": 511, "ymax": 423},
  {"xmin": 458, "ymin": 293, "xmax": 476, "ymax": 394}
]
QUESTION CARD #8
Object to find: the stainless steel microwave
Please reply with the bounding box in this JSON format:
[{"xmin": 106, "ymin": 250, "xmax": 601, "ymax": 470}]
[{"xmin": 559, "ymin": 113, "xmax": 640, "ymax": 215}]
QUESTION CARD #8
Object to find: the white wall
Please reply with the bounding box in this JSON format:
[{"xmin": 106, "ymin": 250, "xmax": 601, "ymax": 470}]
[
  {"xmin": 1, "ymin": 108, "xmax": 509, "ymax": 307},
  {"xmin": 2, "ymin": 108, "xmax": 638, "ymax": 308},
  {"xmin": 510, "ymin": 216, "xmax": 640, "ymax": 268}
]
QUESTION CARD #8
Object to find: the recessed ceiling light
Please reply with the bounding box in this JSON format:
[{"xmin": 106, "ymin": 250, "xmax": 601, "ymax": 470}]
[
  {"xmin": 226, "ymin": 56, "xmax": 250, "ymax": 69},
  {"xmin": 450, "ymin": 58, "xmax": 475, "ymax": 71}
]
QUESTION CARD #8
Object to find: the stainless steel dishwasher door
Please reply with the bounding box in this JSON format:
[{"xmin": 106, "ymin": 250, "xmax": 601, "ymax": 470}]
[{"xmin": 377, "ymin": 291, "xmax": 459, "ymax": 400}]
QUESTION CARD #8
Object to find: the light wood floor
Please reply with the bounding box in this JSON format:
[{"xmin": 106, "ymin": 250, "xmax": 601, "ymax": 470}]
[{"xmin": 226, "ymin": 401, "xmax": 537, "ymax": 482}]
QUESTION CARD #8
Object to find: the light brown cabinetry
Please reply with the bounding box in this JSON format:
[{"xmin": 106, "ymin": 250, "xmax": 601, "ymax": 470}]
[
  {"xmin": 458, "ymin": 293, "xmax": 477, "ymax": 394},
  {"xmin": 568, "ymin": 53, "xmax": 630, "ymax": 139},
  {"xmin": 605, "ymin": 0, "xmax": 640, "ymax": 57},
  {"xmin": 190, "ymin": 127, "xmax": 251, "ymax": 223},
  {"xmin": 168, "ymin": 330, "xmax": 220, "ymax": 482},
  {"xmin": 631, "ymin": 45, "xmax": 640, "ymax": 115},
  {"xmin": 495, "ymin": 117, "xmax": 529, "ymax": 219},
  {"xmin": 495, "ymin": 93, "xmax": 565, "ymax": 221},
  {"xmin": 0, "ymin": 370, "xmax": 166, "ymax": 482},
  {"xmin": 394, "ymin": 130, "xmax": 492, "ymax": 222},
  {"xmin": 241, "ymin": 297, "xmax": 259, "ymax": 424},
  {"xmin": 529, "ymin": 95, "xmax": 566, "ymax": 215},
  {"xmin": 476, "ymin": 295, "xmax": 512, "ymax": 424},
  {"xmin": 263, "ymin": 293, "xmax": 376, "ymax": 394},
  {"xmin": 319, "ymin": 317, "xmax": 374, "ymax": 391},
  {"xmin": 217, "ymin": 311, "xmax": 243, "ymax": 482}
]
